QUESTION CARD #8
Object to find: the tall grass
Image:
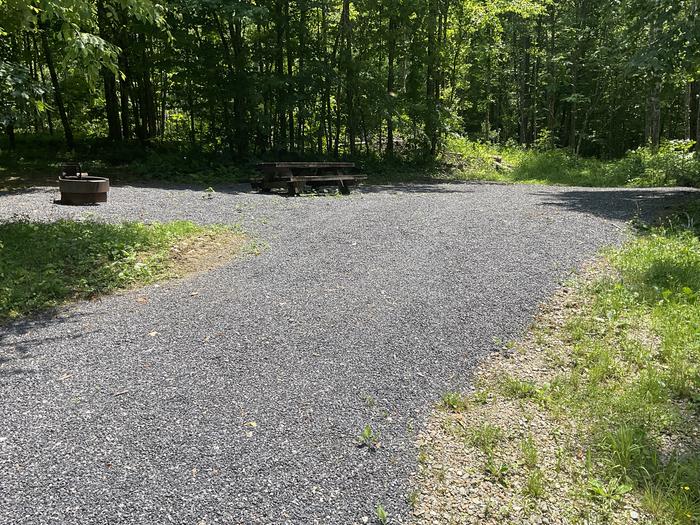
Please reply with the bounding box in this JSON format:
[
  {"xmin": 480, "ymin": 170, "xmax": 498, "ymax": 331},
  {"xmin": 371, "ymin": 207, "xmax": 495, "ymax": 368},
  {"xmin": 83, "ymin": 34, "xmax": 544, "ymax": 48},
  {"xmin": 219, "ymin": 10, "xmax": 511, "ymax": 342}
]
[
  {"xmin": 554, "ymin": 205, "xmax": 700, "ymax": 523},
  {"xmin": 445, "ymin": 136, "xmax": 700, "ymax": 188}
]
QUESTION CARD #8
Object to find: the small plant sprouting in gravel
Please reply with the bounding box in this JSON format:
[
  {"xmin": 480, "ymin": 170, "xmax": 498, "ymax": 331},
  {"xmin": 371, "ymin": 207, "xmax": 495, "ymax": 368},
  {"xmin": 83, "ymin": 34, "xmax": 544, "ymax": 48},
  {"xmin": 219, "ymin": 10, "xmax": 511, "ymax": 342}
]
[
  {"xmin": 357, "ymin": 424, "xmax": 380, "ymax": 451},
  {"xmin": 523, "ymin": 468, "xmax": 545, "ymax": 499},
  {"xmin": 406, "ymin": 490, "xmax": 419, "ymax": 509},
  {"xmin": 484, "ymin": 453, "xmax": 510, "ymax": 486},
  {"xmin": 242, "ymin": 239, "xmax": 269, "ymax": 257},
  {"xmin": 521, "ymin": 435, "xmax": 538, "ymax": 468},
  {"xmin": 203, "ymin": 186, "xmax": 216, "ymax": 199},
  {"xmin": 587, "ymin": 478, "xmax": 632, "ymax": 510},
  {"xmin": 363, "ymin": 394, "xmax": 377, "ymax": 408},
  {"xmin": 417, "ymin": 446, "xmax": 430, "ymax": 465},
  {"xmin": 555, "ymin": 446, "xmax": 567, "ymax": 472},
  {"xmin": 375, "ymin": 504, "xmax": 389, "ymax": 524},
  {"xmin": 441, "ymin": 391, "xmax": 466, "ymax": 412},
  {"xmin": 472, "ymin": 389, "xmax": 490, "ymax": 405},
  {"xmin": 501, "ymin": 376, "xmax": 542, "ymax": 400},
  {"xmin": 467, "ymin": 423, "xmax": 503, "ymax": 453}
]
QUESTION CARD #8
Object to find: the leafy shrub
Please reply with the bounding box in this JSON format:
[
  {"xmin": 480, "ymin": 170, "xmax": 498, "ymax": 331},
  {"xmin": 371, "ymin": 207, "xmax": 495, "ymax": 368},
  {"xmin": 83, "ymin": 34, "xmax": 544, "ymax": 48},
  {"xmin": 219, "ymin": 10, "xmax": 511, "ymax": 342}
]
[{"xmin": 609, "ymin": 141, "xmax": 700, "ymax": 188}]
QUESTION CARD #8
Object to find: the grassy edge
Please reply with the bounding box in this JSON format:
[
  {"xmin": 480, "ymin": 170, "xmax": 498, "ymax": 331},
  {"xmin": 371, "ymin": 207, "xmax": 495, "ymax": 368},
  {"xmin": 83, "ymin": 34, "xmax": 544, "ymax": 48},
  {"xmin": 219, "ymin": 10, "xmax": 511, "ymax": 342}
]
[
  {"xmin": 412, "ymin": 213, "xmax": 700, "ymax": 524},
  {"xmin": 0, "ymin": 219, "xmax": 250, "ymax": 320}
]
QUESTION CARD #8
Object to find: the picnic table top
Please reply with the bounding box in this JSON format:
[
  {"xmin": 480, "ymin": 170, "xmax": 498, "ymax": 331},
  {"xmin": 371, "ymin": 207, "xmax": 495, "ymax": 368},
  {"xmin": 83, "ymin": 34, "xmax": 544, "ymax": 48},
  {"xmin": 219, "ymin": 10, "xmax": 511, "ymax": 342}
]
[{"xmin": 256, "ymin": 162, "xmax": 355, "ymax": 169}]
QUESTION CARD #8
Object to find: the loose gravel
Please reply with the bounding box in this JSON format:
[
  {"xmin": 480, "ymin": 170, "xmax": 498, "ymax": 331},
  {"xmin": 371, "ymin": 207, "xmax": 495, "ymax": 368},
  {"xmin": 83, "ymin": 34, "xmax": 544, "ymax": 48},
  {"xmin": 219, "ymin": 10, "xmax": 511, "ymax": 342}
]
[{"xmin": 0, "ymin": 182, "xmax": 694, "ymax": 524}]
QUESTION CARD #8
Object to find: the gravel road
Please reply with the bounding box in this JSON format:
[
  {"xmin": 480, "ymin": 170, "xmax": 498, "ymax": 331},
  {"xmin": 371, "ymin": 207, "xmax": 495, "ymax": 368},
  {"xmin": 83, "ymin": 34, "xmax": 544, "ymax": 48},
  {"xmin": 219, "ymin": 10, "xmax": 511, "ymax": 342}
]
[{"xmin": 0, "ymin": 182, "xmax": 694, "ymax": 524}]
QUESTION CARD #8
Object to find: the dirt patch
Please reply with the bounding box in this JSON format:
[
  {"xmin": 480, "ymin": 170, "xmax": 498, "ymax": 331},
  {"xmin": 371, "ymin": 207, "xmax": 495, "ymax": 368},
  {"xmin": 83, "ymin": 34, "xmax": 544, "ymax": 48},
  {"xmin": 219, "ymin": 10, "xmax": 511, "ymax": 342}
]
[{"xmin": 166, "ymin": 230, "xmax": 248, "ymax": 277}]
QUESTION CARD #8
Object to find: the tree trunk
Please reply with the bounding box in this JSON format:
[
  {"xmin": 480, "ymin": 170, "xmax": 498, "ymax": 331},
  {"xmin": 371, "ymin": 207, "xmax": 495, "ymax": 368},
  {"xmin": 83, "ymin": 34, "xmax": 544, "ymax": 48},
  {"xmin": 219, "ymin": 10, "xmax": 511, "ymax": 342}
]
[
  {"xmin": 686, "ymin": 81, "xmax": 692, "ymax": 141},
  {"xmin": 386, "ymin": 13, "xmax": 397, "ymax": 156},
  {"xmin": 339, "ymin": 0, "xmax": 355, "ymax": 156},
  {"xmin": 39, "ymin": 25, "xmax": 74, "ymax": 150},
  {"xmin": 32, "ymin": 33, "xmax": 54, "ymax": 134},
  {"xmin": 518, "ymin": 20, "xmax": 531, "ymax": 145},
  {"xmin": 229, "ymin": 17, "xmax": 248, "ymax": 156},
  {"xmin": 695, "ymin": 79, "xmax": 700, "ymax": 156},
  {"xmin": 187, "ymin": 79, "xmax": 196, "ymax": 146},
  {"xmin": 648, "ymin": 79, "xmax": 661, "ymax": 153},
  {"xmin": 546, "ymin": 5, "xmax": 557, "ymax": 134},
  {"xmin": 118, "ymin": 21, "xmax": 132, "ymax": 140},
  {"xmin": 103, "ymin": 70, "xmax": 122, "ymax": 140},
  {"xmin": 6, "ymin": 123, "xmax": 16, "ymax": 150},
  {"xmin": 275, "ymin": 1, "xmax": 287, "ymax": 152},
  {"xmin": 425, "ymin": 0, "xmax": 439, "ymax": 155},
  {"xmin": 159, "ymin": 71, "xmax": 167, "ymax": 137},
  {"xmin": 97, "ymin": 0, "xmax": 122, "ymax": 141},
  {"xmin": 285, "ymin": 0, "xmax": 295, "ymax": 152}
]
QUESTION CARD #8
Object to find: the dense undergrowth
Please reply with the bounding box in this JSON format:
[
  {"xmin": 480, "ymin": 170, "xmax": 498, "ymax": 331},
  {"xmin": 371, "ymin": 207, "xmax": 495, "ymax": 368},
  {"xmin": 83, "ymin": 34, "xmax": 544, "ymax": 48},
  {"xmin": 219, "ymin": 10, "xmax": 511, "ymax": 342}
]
[
  {"xmin": 446, "ymin": 137, "xmax": 700, "ymax": 188},
  {"xmin": 0, "ymin": 219, "xmax": 238, "ymax": 319},
  {"xmin": 1, "ymin": 134, "xmax": 699, "ymax": 190}
]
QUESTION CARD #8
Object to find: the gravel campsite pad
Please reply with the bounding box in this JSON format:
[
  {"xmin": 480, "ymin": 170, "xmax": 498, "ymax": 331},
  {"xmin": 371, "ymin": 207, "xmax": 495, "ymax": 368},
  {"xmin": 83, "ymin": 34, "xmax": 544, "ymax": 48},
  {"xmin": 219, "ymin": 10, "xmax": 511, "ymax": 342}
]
[{"xmin": 0, "ymin": 183, "xmax": 694, "ymax": 524}]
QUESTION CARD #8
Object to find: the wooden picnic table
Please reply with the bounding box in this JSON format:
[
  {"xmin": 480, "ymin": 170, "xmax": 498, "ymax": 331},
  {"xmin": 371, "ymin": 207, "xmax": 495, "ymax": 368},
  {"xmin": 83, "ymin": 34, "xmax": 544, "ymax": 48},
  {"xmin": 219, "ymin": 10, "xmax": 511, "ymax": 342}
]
[{"xmin": 254, "ymin": 162, "xmax": 366, "ymax": 195}]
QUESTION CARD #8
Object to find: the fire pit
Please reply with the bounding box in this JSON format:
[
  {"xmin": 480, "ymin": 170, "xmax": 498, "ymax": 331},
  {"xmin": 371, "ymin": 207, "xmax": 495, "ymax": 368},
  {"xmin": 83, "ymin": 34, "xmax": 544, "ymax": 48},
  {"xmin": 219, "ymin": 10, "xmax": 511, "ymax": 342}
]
[{"xmin": 58, "ymin": 163, "xmax": 110, "ymax": 205}]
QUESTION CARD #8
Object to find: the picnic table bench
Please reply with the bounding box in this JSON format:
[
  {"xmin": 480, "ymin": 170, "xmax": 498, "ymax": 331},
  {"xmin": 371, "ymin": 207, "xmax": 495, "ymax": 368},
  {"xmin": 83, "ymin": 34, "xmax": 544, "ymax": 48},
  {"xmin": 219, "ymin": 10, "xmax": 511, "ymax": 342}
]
[{"xmin": 253, "ymin": 162, "xmax": 366, "ymax": 195}]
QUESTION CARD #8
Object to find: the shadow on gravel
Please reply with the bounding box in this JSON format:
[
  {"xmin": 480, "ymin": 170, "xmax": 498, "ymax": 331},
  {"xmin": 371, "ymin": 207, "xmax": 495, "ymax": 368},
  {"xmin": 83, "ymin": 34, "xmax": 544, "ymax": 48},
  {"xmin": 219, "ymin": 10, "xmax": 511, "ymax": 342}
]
[
  {"xmin": 0, "ymin": 187, "xmax": 53, "ymax": 198},
  {"xmin": 359, "ymin": 182, "xmax": 476, "ymax": 195},
  {"xmin": 535, "ymin": 189, "xmax": 699, "ymax": 222},
  {"xmin": 1, "ymin": 179, "xmax": 475, "ymax": 198},
  {"xmin": 0, "ymin": 311, "xmax": 93, "ymax": 364}
]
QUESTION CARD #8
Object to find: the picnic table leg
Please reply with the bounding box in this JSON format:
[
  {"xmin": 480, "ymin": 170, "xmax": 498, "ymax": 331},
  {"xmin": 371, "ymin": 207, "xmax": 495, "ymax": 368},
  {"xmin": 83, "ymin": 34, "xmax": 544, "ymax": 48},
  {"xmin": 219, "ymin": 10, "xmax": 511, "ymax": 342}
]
[
  {"xmin": 339, "ymin": 180, "xmax": 351, "ymax": 195},
  {"xmin": 288, "ymin": 181, "xmax": 303, "ymax": 196}
]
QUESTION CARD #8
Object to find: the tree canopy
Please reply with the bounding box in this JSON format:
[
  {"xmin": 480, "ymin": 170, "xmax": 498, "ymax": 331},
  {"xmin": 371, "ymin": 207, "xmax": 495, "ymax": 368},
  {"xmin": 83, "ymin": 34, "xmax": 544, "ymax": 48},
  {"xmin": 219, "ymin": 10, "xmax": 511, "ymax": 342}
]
[{"xmin": 1, "ymin": 0, "xmax": 698, "ymax": 158}]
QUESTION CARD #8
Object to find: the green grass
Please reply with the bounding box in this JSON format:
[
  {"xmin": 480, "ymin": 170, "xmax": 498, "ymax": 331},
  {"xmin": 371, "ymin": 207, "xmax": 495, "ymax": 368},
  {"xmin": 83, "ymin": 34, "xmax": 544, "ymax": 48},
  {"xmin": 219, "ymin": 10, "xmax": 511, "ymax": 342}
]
[
  {"xmin": 445, "ymin": 136, "xmax": 700, "ymax": 188},
  {"xmin": 523, "ymin": 468, "xmax": 545, "ymax": 499},
  {"xmin": 521, "ymin": 435, "xmax": 539, "ymax": 469},
  {"xmin": 0, "ymin": 219, "xmax": 235, "ymax": 319},
  {"xmin": 441, "ymin": 391, "xmax": 467, "ymax": 412},
  {"xmin": 548, "ymin": 205, "xmax": 700, "ymax": 523},
  {"xmin": 466, "ymin": 423, "xmax": 503, "ymax": 453}
]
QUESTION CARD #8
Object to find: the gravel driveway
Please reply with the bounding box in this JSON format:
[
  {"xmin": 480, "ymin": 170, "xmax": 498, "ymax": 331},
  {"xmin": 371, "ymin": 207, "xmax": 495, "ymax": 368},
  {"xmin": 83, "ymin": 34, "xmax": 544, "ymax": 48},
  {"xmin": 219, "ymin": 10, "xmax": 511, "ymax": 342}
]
[{"xmin": 0, "ymin": 182, "xmax": 694, "ymax": 524}]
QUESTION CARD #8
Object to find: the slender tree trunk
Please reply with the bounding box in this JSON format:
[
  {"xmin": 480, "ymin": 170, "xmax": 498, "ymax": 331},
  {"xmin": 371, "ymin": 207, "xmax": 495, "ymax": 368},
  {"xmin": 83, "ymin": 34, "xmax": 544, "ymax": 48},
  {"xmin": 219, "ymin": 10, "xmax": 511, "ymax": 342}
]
[
  {"xmin": 6, "ymin": 123, "xmax": 16, "ymax": 150},
  {"xmin": 686, "ymin": 81, "xmax": 692, "ymax": 141},
  {"xmin": 230, "ymin": 17, "xmax": 247, "ymax": 156},
  {"xmin": 39, "ymin": 25, "xmax": 74, "ymax": 150},
  {"xmin": 118, "ymin": 17, "xmax": 132, "ymax": 140},
  {"xmin": 275, "ymin": 1, "xmax": 287, "ymax": 152},
  {"xmin": 187, "ymin": 79, "xmax": 196, "ymax": 146},
  {"xmin": 159, "ymin": 71, "xmax": 167, "ymax": 137},
  {"xmin": 25, "ymin": 34, "xmax": 42, "ymax": 133},
  {"xmin": 103, "ymin": 71, "xmax": 122, "ymax": 140},
  {"xmin": 285, "ymin": 0, "xmax": 294, "ymax": 152},
  {"xmin": 143, "ymin": 71, "xmax": 157, "ymax": 138},
  {"xmin": 483, "ymin": 23, "xmax": 494, "ymax": 141},
  {"xmin": 32, "ymin": 33, "xmax": 53, "ymax": 134},
  {"xmin": 646, "ymin": 5, "xmax": 661, "ymax": 153},
  {"xmin": 386, "ymin": 13, "xmax": 397, "ymax": 156},
  {"xmin": 518, "ymin": 20, "xmax": 531, "ymax": 145},
  {"xmin": 298, "ymin": 0, "xmax": 306, "ymax": 155},
  {"xmin": 97, "ymin": 0, "xmax": 122, "ymax": 140},
  {"xmin": 648, "ymin": 79, "xmax": 661, "ymax": 153},
  {"xmin": 546, "ymin": 5, "xmax": 557, "ymax": 134},
  {"xmin": 695, "ymin": 79, "xmax": 700, "ymax": 156},
  {"xmin": 340, "ymin": 0, "xmax": 355, "ymax": 156},
  {"xmin": 426, "ymin": 0, "xmax": 439, "ymax": 155}
]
